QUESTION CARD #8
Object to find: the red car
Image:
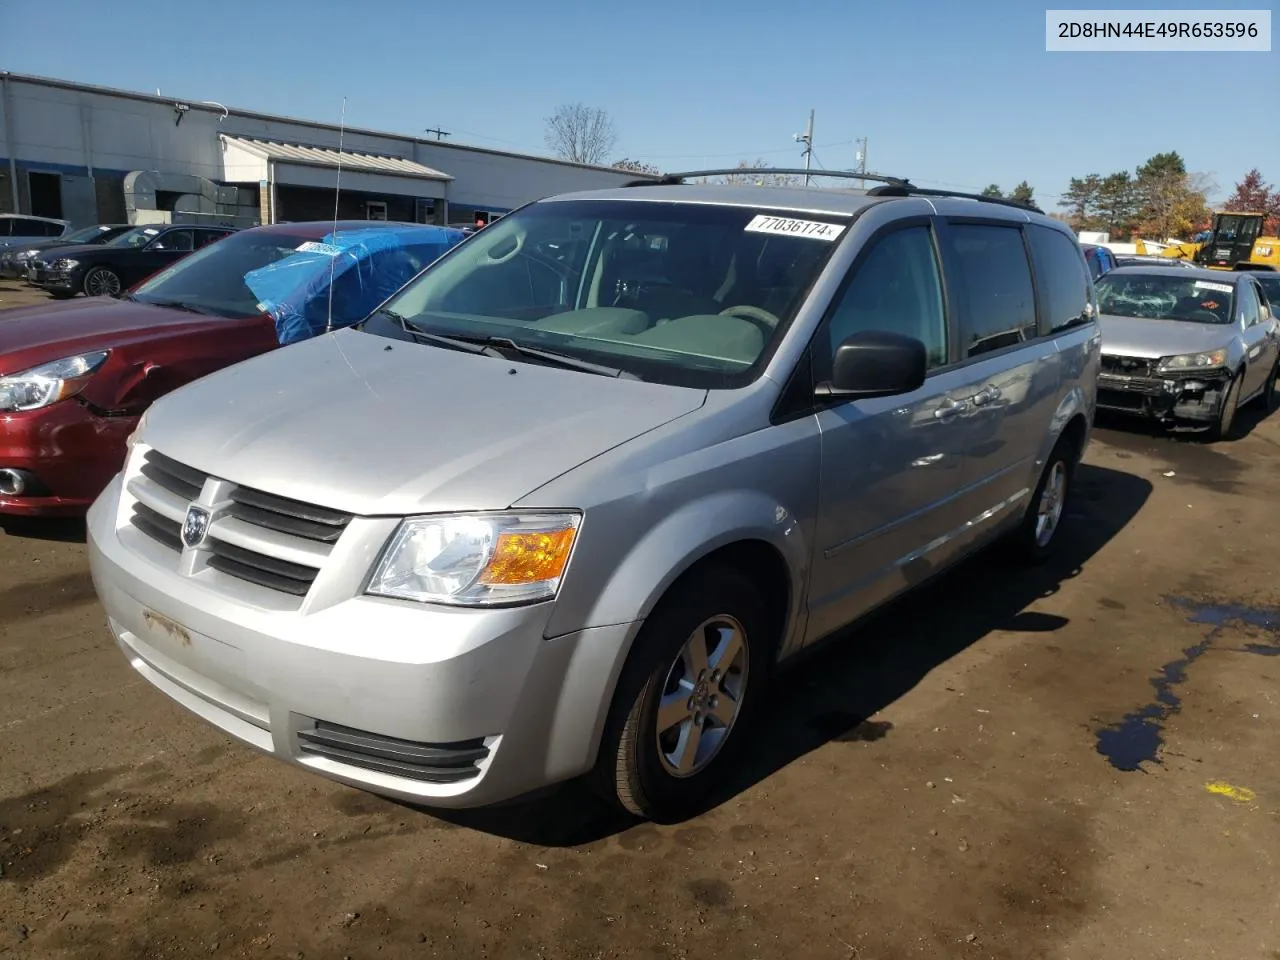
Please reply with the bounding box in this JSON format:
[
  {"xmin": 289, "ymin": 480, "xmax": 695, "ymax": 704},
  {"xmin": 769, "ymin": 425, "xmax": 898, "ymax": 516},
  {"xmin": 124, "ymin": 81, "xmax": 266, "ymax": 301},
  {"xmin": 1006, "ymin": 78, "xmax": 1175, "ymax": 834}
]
[{"xmin": 0, "ymin": 221, "xmax": 377, "ymax": 517}]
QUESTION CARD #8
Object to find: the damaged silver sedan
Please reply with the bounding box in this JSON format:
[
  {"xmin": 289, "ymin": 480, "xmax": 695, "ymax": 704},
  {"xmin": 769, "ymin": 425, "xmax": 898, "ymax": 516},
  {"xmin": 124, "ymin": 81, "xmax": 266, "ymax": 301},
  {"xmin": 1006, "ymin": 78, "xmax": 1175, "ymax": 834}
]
[{"xmin": 1094, "ymin": 266, "xmax": 1280, "ymax": 438}]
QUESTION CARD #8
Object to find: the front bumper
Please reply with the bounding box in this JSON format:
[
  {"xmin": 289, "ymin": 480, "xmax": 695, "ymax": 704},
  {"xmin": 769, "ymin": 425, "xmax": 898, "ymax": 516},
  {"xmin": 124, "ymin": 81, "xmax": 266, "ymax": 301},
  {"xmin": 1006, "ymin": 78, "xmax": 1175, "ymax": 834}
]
[
  {"xmin": 86, "ymin": 467, "xmax": 636, "ymax": 809},
  {"xmin": 1096, "ymin": 367, "xmax": 1230, "ymax": 424},
  {"xmin": 0, "ymin": 402, "xmax": 137, "ymax": 516}
]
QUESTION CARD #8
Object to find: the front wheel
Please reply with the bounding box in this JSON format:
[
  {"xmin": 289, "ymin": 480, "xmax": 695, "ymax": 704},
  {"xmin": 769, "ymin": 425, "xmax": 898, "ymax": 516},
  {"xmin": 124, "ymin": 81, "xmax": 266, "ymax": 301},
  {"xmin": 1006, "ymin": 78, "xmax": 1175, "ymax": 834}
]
[
  {"xmin": 82, "ymin": 266, "xmax": 122, "ymax": 298},
  {"xmin": 1208, "ymin": 372, "xmax": 1243, "ymax": 441},
  {"xmin": 594, "ymin": 565, "xmax": 769, "ymax": 823}
]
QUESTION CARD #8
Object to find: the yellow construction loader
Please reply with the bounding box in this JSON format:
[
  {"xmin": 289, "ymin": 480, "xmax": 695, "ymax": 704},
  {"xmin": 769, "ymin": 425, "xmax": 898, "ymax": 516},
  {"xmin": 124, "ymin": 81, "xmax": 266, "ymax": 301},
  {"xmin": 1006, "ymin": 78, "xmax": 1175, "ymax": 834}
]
[{"xmin": 1136, "ymin": 212, "xmax": 1280, "ymax": 271}]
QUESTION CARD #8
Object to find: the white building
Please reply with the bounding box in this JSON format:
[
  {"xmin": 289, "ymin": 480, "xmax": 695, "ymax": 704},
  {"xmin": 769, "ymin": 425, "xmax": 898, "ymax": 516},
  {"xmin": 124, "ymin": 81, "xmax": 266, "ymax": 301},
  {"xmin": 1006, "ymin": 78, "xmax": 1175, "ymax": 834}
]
[{"xmin": 0, "ymin": 71, "xmax": 655, "ymax": 229}]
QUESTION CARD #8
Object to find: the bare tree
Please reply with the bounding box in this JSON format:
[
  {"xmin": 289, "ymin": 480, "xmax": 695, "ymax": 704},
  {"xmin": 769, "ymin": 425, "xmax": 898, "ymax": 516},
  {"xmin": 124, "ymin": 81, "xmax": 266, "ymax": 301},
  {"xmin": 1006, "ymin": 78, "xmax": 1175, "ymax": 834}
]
[
  {"xmin": 544, "ymin": 103, "xmax": 617, "ymax": 166},
  {"xmin": 613, "ymin": 158, "xmax": 663, "ymax": 176},
  {"xmin": 720, "ymin": 159, "xmax": 800, "ymax": 187}
]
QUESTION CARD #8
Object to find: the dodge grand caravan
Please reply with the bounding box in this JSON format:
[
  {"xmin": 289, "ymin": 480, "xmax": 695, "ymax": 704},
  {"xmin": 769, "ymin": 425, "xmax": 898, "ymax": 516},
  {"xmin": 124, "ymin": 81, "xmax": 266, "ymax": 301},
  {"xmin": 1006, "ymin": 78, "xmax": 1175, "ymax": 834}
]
[{"xmin": 87, "ymin": 171, "xmax": 1100, "ymax": 823}]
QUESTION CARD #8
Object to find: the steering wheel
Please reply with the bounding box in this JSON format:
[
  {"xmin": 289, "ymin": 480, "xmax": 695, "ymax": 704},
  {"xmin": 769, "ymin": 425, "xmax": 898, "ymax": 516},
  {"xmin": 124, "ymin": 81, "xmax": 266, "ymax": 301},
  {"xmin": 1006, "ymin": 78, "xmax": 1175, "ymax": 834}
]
[{"xmin": 719, "ymin": 304, "xmax": 781, "ymax": 337}]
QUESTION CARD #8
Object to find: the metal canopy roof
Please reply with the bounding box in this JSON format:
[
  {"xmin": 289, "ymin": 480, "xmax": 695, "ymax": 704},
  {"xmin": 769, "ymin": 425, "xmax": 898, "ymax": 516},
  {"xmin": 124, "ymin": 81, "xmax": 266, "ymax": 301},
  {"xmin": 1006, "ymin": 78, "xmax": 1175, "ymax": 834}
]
[{"xmin": 220, "ymin": 135, "xmax": 452, "ymax": 181}]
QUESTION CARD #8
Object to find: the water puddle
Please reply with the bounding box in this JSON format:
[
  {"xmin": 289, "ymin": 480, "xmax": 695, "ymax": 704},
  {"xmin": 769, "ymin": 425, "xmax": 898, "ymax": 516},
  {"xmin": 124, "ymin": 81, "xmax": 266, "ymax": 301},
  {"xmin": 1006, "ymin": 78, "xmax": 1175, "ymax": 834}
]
[{"xmin": 1095, "ymin": 596, "xmax": 1280, "ymax": 771}]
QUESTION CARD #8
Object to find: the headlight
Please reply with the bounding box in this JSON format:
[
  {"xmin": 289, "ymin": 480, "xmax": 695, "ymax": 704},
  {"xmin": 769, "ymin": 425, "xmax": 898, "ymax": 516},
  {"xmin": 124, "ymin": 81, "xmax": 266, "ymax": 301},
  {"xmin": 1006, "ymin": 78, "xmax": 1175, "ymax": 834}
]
[
  {"xmin": 0, "ymin": 351, "xmax": 110, "ymax": 412},
  {"xmin": 1156, "ymin": 349, "xmax": 1227, "ymax": 372},
  {"xmin": 17, "ymin": 248, "xmax": 39, "ymax": 261},
  {"xmin": 52, "ymin": 258, "xmax": 79, "ymax": 270},
  {"xmin": 367, "ymin": 512, "xmax": 581, "ymax": 606}
]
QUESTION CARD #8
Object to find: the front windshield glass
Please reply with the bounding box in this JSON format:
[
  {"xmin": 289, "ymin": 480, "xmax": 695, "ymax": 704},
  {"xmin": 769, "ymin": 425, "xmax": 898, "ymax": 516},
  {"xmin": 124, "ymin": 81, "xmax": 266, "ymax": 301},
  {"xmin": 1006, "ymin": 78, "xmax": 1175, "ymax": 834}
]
[
  {"xmin": 129, "ymin": 231, "xmax": 310, "ymax": 318},
  {"xmin": 61, "ymin": 225, "xmax": 113, "ymax": 244},
  {"xmin": 108, "ymin": 226, "xmax": 163, "ymax": 248},
  {"xmin": 1095, "ymin": 272, "xmax": 1237, "ymax": 324},
  {"xmin": 371, "ymin": 199, "xmax": 845, "ymax": 388}
]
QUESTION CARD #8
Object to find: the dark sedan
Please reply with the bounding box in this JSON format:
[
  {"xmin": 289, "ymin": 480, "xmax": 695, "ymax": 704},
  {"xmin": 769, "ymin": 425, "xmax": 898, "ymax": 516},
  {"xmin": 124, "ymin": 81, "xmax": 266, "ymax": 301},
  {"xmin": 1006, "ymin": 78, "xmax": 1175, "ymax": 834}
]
[
  {"xmin": 32, "ymin": 223, "xmax": 238, "ymax": 298},
  {"xmin": 0, "ymin": 223, "xmax": 133, "ymax": 280}
]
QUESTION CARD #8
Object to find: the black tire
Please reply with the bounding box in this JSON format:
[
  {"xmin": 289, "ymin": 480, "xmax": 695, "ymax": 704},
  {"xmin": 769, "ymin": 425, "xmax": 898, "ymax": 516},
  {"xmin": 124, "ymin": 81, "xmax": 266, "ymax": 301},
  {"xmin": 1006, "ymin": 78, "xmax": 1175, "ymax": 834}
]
[
  {"xmin": 1006, "ymin": 434, "xmax": 1077, "ymax": 565},
  {"xmin": 1208, "ymin": 371, "xmax": 1243, "ymax": 441},
  {"xmin": 82, "ymin": 266, "xmax": 122, "ymax": 298},
  {"xmin": 593, "ymin": 564, "xmax": 770, "ymax": 823}
]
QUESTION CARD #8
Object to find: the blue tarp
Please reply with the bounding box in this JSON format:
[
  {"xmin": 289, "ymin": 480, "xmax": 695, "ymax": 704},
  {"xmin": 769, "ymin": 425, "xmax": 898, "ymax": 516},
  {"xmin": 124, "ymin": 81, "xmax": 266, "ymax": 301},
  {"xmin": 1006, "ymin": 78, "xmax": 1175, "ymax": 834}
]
[{"xmin": 244, "ymin": 225, "xmax": 465, "ymax": 345}]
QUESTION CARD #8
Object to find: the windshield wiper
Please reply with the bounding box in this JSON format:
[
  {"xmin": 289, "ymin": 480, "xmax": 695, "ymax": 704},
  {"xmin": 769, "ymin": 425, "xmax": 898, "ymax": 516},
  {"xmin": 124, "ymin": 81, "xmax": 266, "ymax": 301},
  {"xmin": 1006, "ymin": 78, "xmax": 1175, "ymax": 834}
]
[
  {"xmin": 385, "ymin": 310, "xmax": 639, "ymax": 380},
  {"xmin": 126, "ymin": 296, "xmax": 220, "ymax": 316}
]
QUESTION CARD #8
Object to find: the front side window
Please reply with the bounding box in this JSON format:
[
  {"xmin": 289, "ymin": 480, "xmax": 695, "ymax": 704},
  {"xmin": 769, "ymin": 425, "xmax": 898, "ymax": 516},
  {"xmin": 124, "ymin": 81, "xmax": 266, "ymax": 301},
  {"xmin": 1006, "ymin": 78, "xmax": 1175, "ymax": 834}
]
[
  {"xmin": 1239, "ymin": 281, "xmax": 1260, "ymax": 326},
  {"xmin": 943, "ymin": 224, "xmax": 1038, "ymax": 358},
  {"xmin": 370, "ymin": 199, "xmax": 847, "ymax": 388},
  {"xmin": 1095, "ymin": 273, "xmax": 1237, "ymax": 324},
  {"xmin": 824, "ymin": 225, "xmax": 948, "ymax": 370},
  {"xmin": 109, "ymin": 226, "xmax": 164, "ymax": 249},
  {"xmin": 129, "ymin": 230, "xmax": 316, "ymax": 318}
]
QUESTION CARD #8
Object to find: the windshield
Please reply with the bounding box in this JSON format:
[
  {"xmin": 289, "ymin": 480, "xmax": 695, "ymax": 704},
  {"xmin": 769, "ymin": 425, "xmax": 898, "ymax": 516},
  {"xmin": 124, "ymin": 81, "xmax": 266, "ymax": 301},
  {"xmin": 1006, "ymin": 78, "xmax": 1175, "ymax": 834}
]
[
  {"xmin": 129, "ymin": 231, "xmax": 312, "ymax": 318},
  {"xmin": 109, "ymin": 226, "xmax": 164, "ymax": 248},
  {"xmin": 369, "ymin": 199, "xmax": 845, "ymax": 388},
  {"xmin": 1214, "ymin": 214, "xmax": 1261, "ymax": 243},
  {"xmin": 61, "ymin": 224, "xmax": 115, "ymax": 244},
  {"xmin": 1095, "ymin": 272, "xmax": 1237, "ymax": 324}
]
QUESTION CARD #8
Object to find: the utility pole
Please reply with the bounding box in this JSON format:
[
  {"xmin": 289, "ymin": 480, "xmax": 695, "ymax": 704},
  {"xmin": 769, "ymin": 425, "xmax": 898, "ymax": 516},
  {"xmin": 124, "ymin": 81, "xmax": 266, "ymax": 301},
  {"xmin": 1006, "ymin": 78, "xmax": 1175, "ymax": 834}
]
[
  {"xmin": 794, "ymin": 110, "xmax": 814, "ymax": 186},
  {"xmin": 855, "ymin": 137, "xmax": 868, "ymax": 190},
  {"xmin": 423, "ymin": 127, "xmax": 451, "ymax": 141}
]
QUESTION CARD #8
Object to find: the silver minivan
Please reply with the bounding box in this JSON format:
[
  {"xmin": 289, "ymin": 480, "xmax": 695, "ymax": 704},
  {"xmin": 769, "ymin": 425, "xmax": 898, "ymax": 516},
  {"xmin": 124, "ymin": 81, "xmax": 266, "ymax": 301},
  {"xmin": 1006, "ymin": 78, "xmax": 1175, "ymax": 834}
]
[{"xmin": 87, "ymin": 172, "xmax": 1100, "ymax": 822}]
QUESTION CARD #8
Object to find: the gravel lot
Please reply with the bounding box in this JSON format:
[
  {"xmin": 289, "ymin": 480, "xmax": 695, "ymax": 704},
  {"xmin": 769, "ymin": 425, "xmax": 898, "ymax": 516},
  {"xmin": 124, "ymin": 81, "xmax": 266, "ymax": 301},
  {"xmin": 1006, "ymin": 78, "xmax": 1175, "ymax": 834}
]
[{"xmin": 2, "ymin": 276, "xmax": 1279, "ymax": 959}]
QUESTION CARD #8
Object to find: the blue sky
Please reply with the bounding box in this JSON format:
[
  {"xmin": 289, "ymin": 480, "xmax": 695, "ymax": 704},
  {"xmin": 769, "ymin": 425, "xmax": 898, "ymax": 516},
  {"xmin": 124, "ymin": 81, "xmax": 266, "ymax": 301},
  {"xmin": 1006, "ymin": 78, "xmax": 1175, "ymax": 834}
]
[{"xmin": 2, "ymin": 0, "xmax": 1276, "ymax": 206}]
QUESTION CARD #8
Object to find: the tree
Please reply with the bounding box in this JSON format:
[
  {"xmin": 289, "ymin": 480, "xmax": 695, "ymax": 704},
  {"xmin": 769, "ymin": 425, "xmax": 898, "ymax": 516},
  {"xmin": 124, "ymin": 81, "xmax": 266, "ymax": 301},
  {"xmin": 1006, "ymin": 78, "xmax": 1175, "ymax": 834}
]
[
  {"xmin": 981, "ymin": 184, "xmax": 1003, "ymax": 198},
  {"xmin": 720, "ymin": 159, "xmax": 801, "ymax": 188},
  {"xmin": 1009, "ymin": 181, "xmax": 1035, "ymax": 205},
  {"xmin": 1224, "ymin": 168, "xmax": 1271, "ymax": 214},
  {"xmin": 1096, "ymin": 171, "xmax": 1140, "ymax": 239},
  {"xmin": 543, "ymin": 103, "xmax": 617, "ymax": 166},
  {"xmin": 1132, "ymin": 151, "xmax": 1211, "ymax": 241},
  {"xmin": 1058, "ymin": 174, "xmax": 1103, "ymax": 230},
  {"xmin": 612, "ymin": 158, "xmax": 662, "ymax": 176}
]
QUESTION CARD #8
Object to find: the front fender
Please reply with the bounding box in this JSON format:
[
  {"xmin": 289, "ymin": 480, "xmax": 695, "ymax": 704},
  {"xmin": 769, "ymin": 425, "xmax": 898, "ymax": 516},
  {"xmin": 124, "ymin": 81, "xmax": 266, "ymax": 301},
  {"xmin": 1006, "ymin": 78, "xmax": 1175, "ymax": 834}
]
[{"xmin": 537, "ymin": 489, "xmax": 813, "ymax": 782}]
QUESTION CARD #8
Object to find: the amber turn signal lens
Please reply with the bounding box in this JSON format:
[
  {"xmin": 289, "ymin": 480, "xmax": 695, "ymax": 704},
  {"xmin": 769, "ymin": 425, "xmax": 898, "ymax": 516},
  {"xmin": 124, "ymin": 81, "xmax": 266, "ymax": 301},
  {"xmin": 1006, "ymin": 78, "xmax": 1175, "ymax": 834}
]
[{"xmin": 479, "ymin": 527, "xmax": 577, "ymax": 585}]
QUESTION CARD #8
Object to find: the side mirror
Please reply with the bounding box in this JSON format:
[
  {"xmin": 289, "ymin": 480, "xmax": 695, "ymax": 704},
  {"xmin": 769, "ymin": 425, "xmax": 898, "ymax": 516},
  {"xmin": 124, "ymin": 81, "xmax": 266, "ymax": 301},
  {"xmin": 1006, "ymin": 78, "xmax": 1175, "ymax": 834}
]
[{"xmin": 814, "ymin": 329, "xmax": 928, "ymax": 400}]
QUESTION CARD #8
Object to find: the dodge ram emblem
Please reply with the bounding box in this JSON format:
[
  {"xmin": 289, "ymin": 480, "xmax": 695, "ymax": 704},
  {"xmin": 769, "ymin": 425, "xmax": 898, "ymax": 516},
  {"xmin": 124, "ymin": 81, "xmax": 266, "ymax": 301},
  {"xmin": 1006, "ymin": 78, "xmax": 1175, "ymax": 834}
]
[{"xmin": 182, "ymin": 505, "xmax": 211, "ymax": 548}]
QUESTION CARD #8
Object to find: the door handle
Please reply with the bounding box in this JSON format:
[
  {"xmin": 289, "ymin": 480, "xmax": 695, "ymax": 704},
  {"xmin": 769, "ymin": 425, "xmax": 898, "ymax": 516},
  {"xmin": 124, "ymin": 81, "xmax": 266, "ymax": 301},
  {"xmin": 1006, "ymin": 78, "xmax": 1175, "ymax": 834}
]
[
  {"xmin": 934, "ymin": 397, "xmax": 968, "ymax": 420},
  {"xmin": 971, "ymin": 385, "xmax": 1002, "ymax": 406}
]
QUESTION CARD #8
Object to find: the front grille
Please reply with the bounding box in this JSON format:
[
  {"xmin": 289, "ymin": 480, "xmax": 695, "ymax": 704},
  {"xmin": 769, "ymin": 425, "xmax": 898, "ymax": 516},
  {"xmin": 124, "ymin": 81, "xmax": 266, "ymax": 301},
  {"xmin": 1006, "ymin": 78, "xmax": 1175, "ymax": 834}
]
[
  {"xmin": 205, "ymin": 539, "xmax": 319, "ymax": 597},
  {"xmin": 227, "ymin": 487, "xmax": 352, "ymax": 543},
  {"xmin": 140, "ymin": 450, "xmax": 208, "ymax": 501},
  {"xmin": 297, "ymin": 722, "xmax": 489, "ymax": 783},
  {"xmin": 130, "ymin": 502, "xmax": 183, "ymax": 550},
  {"xmin": 126, "ymin": 448, "xmax": 354, "ymax": 600},
  {"xmin": 1101, "ymin": 354, "xmax": 1156, "ymax": 377}
]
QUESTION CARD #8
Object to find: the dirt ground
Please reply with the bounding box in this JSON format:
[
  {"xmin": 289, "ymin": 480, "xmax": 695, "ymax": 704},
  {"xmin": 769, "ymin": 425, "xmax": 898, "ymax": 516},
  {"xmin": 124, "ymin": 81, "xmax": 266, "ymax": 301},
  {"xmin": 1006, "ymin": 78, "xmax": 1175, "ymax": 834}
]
[{"xmin": 2, "ymin": 276, "xmax": 1279, "ymax": 960}]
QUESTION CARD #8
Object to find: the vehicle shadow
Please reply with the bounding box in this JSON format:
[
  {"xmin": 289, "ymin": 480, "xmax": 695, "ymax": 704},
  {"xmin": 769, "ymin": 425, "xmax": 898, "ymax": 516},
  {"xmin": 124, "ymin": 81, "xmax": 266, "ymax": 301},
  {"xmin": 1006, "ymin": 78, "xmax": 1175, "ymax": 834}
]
[
  {"xmin": 0, "ymin": 515, "xmax": 88, "ymax": 544},
  {"xmin": 422, "ymin": 462, "xmax": 1153, "ymax": 845}
]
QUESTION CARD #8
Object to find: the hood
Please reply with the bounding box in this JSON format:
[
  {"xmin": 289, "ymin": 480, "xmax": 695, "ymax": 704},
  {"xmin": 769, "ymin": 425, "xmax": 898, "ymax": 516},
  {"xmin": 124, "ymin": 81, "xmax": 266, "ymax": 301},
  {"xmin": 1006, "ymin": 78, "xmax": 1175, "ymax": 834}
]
[
  {"xmin": 1, "ymin": 238, "xmax": 79, "ymax": 258},
  {"xmin": 0, "ymin": 298, "xmax": 218, "ymax": 372},
  {"xmin": 1098, "ymin": 313, "xmax": 1235, "ymax": 359},
  {"xmin": 30, "ymin": 242, "xmax": 118, "ymax": 262},
  {"xmin": 139, "ymin": 328, "xmax": 708, "ymax": 516}
]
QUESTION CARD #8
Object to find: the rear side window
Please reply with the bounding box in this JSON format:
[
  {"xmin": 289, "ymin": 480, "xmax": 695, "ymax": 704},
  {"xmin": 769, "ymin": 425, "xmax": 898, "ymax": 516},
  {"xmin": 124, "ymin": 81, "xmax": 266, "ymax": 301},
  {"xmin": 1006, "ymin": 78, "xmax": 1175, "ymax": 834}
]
[
  {"xmin": 942, "ymin": 223, "xmax": 1038, "ymax": 359},
  {"xmin": 1027, "ymin": 225, "xmax": 1093, "ymax": 334},
  {"xmin": 41, "ymin": 221, "xmax": 65, "ymax": 237}
]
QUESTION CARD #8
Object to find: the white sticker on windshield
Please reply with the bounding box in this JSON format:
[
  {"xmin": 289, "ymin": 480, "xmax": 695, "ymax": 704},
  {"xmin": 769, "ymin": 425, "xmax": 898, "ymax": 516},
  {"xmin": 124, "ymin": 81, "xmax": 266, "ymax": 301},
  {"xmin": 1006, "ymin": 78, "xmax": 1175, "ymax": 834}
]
[
  {"xmin": 745, "ymin": 215, "xmax": 846, "ymax": 241},
  {"xmin": 297, "ymin": 241, "xmax": 342, "ymax": 256},
  {"xmin": 1194, "ymin": 280, "xmax": 1233, "ymax": 294}
]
